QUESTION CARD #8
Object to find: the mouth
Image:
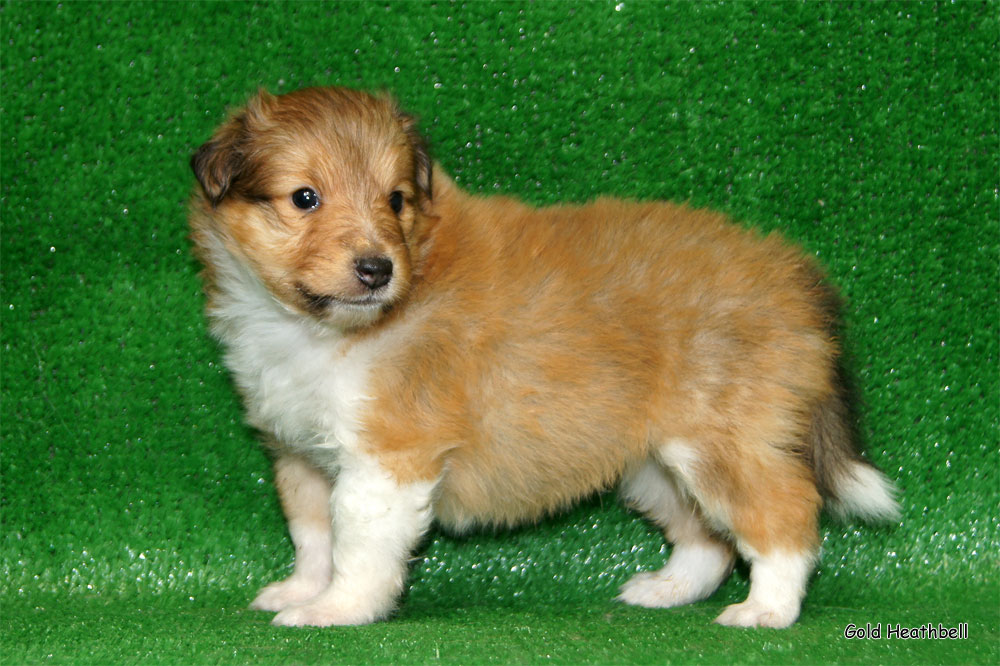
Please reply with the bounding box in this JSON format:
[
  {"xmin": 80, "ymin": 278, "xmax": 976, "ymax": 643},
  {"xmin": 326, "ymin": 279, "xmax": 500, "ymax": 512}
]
[{"xmin": 295, "ymin": 283, "xmax": 386, "ymax": 314}]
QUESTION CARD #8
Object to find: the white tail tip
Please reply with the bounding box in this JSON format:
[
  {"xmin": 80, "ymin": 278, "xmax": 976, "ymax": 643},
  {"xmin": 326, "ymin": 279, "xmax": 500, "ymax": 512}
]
[{"xmin": 828, "ymin": 462, "xmax": 901, "ymax": 522}]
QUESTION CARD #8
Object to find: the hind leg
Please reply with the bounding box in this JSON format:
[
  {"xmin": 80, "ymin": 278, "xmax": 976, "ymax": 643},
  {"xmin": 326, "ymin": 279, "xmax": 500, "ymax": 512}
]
[
  {"xmin": 712, "ymin": 458, "xmax": 820, "ymax": 629},
  {"xmin": 655, "ymin": 437, "xmax": 821, "ymax": 628},
  {"xmin": 618, "ymin": 459, "xmax": 735, "ymax": 608},
  {"xmin": 714, "ymin": 547, "xmax": 815, "ymax": 628},
  {"xmin": 712, "ymin": 473, "xmax": 819, "ymax": 628}
]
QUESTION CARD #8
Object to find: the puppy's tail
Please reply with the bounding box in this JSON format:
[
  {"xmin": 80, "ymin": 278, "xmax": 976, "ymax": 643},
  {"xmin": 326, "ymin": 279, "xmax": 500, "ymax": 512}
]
[{"xmin": 809, "ymin": 384, "xmax": 900, "ymax": 522}]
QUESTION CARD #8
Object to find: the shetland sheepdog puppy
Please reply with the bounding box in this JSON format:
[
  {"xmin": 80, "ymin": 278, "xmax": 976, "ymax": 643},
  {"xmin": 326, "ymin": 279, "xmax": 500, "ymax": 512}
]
[{"xmin": 188, "ymin": 86, "xmax": 898, "ymax": 628}]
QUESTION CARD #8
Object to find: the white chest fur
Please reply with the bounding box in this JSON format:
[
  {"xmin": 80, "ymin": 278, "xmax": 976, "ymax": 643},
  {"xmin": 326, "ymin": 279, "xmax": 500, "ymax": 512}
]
[{"xmin": 207, "ymin": 251, "xmax": 373, "ymax": 460}]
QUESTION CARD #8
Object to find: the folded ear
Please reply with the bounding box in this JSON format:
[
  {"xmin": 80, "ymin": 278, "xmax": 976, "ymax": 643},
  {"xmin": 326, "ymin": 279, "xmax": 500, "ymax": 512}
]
[
  {"xmin": 190, "ymin": 114, "xmax": 247, "ymax": 206},
  {"xmin": 397, "ymin": 112, "xmax": 433, "ymax": 211},
  {"xmin": 190, "ymin": 91, "xmax": 275, "ymax": 206}
]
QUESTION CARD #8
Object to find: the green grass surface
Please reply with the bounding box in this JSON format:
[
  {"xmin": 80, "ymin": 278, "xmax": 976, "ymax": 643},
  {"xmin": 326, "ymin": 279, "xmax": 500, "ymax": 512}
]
[{"xmin": 2, "ymin": 1, "xmax": 997, "ymax": 664}]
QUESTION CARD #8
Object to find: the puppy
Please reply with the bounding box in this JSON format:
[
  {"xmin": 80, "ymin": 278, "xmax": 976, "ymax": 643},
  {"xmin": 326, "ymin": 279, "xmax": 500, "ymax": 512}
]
[{"xmin": 188, "ymin": 86, "xmax": 898, "ymax": 629}]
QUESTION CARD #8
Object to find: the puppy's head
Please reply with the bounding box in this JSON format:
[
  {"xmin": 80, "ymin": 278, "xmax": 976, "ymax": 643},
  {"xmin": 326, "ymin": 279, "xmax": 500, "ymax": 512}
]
[{"xmin": 191, "ymin": 87, "xmax": 432, "ymax": 330}]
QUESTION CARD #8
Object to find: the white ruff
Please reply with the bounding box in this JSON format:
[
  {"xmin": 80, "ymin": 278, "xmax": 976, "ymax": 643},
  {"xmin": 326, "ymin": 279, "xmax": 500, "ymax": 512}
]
[{"xmin": 205, "ymin": 237, "xmax": 377, "ymax": 459}]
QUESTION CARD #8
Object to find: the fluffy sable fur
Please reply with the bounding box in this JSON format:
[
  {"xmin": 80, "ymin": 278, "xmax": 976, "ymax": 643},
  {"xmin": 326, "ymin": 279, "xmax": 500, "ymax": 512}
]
[{"xmin": 189, "ymin": 86, "xmax": 899, "ymax": 629}]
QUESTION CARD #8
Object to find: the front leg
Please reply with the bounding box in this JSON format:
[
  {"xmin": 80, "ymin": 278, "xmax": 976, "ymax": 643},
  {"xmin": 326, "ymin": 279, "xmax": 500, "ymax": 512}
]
[
  {"xmin": 250, "ymin": 452, "xmax": 334, "ymax": 612},
  {"xmin": 272, "ymin": 452, "xmax": 437, "ymax": 627}
]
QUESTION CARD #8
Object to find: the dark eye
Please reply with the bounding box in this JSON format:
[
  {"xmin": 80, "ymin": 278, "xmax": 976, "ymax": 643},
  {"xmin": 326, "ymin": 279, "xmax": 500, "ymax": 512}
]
[
  {"xmin": 389, "ymin": 190, "xmax": 404, "ymax": 215},
  {"xmin": 292, "ymin": 188, "xmax": 320, "ymax": 210}
]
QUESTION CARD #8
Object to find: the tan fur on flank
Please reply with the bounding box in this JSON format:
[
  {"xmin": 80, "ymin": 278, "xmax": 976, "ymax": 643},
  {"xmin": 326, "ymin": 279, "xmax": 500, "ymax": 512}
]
[{"xmin": 189, "ymin": 86, "xmax": 898, "ymax": 629}]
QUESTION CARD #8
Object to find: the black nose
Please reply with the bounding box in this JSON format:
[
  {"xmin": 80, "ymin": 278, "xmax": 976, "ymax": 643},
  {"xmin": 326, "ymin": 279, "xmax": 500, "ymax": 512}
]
[{"xmin": 354, "ymin": 255, "xmax": 393, "ymax": 290}]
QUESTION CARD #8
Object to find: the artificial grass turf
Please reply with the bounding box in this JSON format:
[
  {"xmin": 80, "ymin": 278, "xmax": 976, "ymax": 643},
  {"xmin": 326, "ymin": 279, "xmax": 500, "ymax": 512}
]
[
  {"xmin": 3, "ymin": 593, "xmax": 996, "ymax": 666},
  {"xmin": 1, "ymin": 0, "xmax": 997, "ymax": 663}
]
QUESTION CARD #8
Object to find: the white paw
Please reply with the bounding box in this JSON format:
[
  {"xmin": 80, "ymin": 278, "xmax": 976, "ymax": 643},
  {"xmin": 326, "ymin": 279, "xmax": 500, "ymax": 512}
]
[
  {"xmin": 271, "ymin": 598, "xmax": 380, "ymax": 627},
  {"xmin": 249, "ymin": 577, "xmax": 327, "ymax": 612},
  {"xmin": 618, "ymin": 571, "xmax": 708, "ymax": 608},
  {"xmin": 715, "ymin": 599, "xmax": 799, "ymax": 628}
]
